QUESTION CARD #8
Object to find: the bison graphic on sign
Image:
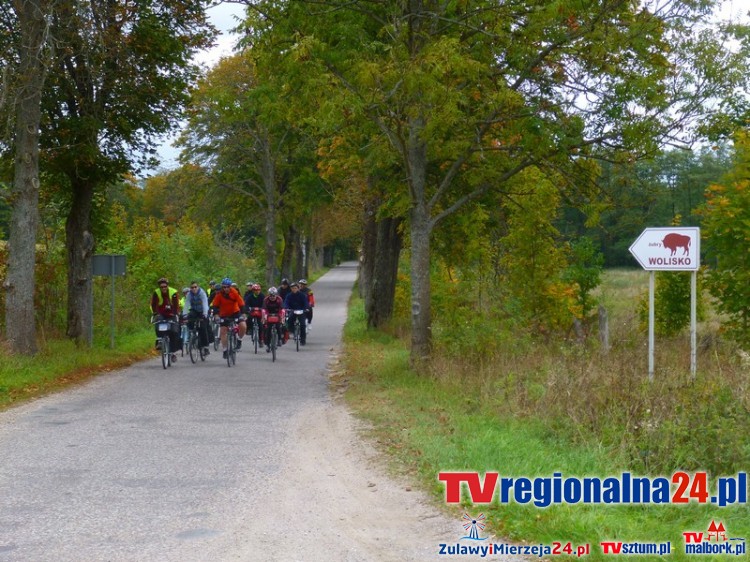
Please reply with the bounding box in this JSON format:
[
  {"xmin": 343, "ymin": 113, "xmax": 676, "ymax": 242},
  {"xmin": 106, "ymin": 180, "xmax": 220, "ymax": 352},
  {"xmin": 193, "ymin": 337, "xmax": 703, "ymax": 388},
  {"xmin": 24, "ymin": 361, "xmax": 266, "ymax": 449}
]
[{"xmin": 662, "ymin": 233, "xmax": 691, "ymax": 256}]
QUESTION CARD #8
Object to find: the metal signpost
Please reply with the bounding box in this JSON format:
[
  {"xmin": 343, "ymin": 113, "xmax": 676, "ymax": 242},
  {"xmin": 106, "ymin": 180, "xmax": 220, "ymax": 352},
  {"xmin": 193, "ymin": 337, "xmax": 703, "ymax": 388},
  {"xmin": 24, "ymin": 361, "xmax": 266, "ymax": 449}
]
[
  {"xmin": 628, "ymin": 227, "xmax": 700, "ymax": 381},
  {"xmin": 92, "ymin": 255, "xmax": 127, "ymax": 348}
]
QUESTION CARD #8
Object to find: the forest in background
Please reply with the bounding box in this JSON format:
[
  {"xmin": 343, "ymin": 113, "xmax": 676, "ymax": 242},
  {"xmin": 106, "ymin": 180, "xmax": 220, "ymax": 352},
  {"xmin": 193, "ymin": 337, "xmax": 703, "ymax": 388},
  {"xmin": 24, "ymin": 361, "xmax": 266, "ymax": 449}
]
[{"xmin": 2, "ymin": 1, "xmax": 750, "ymax": 361}]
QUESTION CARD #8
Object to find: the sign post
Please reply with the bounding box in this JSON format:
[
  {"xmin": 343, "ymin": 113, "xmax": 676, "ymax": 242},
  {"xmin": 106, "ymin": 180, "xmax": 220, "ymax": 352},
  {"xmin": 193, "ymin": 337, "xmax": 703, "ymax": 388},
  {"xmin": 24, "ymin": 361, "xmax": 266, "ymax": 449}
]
[
  {"xmin": 628, "ymin": 227, "xmax": 700, "ymax": 381},
  {"xmin": 92, "ymin": 255, "xmax": 126, "ymax": 348}
]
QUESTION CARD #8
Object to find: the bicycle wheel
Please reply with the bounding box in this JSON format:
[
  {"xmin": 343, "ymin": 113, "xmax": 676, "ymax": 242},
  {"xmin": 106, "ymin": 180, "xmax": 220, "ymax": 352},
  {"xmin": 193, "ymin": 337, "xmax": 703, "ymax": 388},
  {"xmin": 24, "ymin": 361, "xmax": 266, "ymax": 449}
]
[
  {"xmin": 227, "ymin": 326, "xmax": 237, "ymax": 367},
  {"xmin": 189, "ymin": 332, "xmax": 198, "ymax": 363},
  {"xmin": 199, "ymin": 337, "xmax": 206, "ymax": 361},
  {"xmin": 227, "ymin": 329, "xmax": 232, "ymax": 367},
  {"xmin": 295, "ymin": 321, "xmax": 300, "ymax": 352},
  {"xmin": 271, "ymin": 328, "xmax": 277, "ymax": 363},
  {"xmin": 213, "ymin": 323, "xmax": 220, "ymax": 351},
  {"xmin": 253, "ymin": 322, "xmax": 259, "ymax": 354},
  {"xmin": 161, "ymin": 336, "xmax": 170, "ymax": 369}
]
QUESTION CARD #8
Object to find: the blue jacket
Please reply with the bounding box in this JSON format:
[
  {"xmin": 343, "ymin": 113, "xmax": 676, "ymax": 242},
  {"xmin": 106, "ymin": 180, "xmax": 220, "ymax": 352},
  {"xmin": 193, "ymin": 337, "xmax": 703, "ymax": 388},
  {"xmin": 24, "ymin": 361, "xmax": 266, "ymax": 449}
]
[
  {"xmin": 284, "ymin": 291, "xmax": 309, "ymax": 311},
  {"xmin": 185, "ymin": 287, "xmax": 209, "ymax": 317}
]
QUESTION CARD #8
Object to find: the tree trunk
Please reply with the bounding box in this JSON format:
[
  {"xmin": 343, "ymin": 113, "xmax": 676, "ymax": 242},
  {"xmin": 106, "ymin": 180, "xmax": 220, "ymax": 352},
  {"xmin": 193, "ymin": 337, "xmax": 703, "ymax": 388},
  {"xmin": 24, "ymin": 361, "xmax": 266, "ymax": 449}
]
[
  {"xmin": 280, "ymin": 224, "xmax": 297, "ymax": 281},
  {"xmin": 407, "ymin": 115, "xmax": 432, "ymax": 366},
  {"xmin": 365, "ymin": 216, "xmax": 402, "ymax": 328},
  {"xmin": 293, "ymin": 229, "xmax": 304, "ymax": 282},
  {"xmin": 259, "ymin": 131, "xmax": 278, "ymax": 286},
  {"xmin": 5, "ymin": 0, "xmax": 50, "ymax": 354},
  {"xmin": 359, "ymin": 197, "xmax": 378, "ymax": 300},
  {"xmin": 65, "ymin": 179, "xmax": 95, "ymax": 345},
  {"xmin": 264, "ymin": 200, "xmax": 277, "ymax": 286},
  {"xmin": 302, "ymin": 234, "xmax": 311, "ymax": 279},
  {"xmin": 410, "ymin": 206, "xmax": 432, "ymax": 365}
]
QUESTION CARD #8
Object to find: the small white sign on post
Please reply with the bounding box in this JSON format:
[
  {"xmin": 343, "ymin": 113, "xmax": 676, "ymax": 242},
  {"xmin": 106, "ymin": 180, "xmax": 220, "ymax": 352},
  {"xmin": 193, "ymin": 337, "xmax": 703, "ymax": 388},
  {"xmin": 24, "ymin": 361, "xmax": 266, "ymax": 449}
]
[{"xmin": 629, "ymin": 227, "xmax": 700, "ymax": 381}]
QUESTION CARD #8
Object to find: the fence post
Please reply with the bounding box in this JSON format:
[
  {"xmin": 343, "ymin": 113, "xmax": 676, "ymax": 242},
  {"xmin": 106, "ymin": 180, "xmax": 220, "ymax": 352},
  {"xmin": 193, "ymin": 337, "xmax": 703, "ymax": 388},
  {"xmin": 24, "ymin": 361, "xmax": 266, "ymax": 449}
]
[{"xmin": 598, "ymin": 305, "xmax": 610, "ymax": 355}]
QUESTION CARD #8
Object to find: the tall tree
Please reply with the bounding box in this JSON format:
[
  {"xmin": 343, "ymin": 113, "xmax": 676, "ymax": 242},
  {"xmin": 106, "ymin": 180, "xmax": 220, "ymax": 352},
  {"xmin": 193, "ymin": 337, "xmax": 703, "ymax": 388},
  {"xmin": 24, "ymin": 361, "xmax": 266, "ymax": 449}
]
[
  {"xmin": 40, "ymin": 0, "xmax": 214, "ymax": 344},
  {"xmin": 180, "ymin": 54, "xmax": 288, "ymax": 285},
  {"xmin": 700, "ymin": 131, "xmax": 750, "ymax": 348},
  {"xmin": 250, "ymin": 0, "xmax": 750, "ymax": 365},
  {"xmin": 3, "ymin": 0, "xmax": 54, "ymax": 354},
  {"xmin": 180, "ymin": 52, "xmax": 329, "ymax": 285}
]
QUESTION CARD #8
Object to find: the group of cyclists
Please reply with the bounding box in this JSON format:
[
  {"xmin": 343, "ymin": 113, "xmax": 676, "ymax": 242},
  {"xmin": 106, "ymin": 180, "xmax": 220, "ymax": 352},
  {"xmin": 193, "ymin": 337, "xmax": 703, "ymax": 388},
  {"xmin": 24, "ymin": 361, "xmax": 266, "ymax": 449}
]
[{"xmin": 150, "ymin": 276, "xmax": 315, "ymax": 363}]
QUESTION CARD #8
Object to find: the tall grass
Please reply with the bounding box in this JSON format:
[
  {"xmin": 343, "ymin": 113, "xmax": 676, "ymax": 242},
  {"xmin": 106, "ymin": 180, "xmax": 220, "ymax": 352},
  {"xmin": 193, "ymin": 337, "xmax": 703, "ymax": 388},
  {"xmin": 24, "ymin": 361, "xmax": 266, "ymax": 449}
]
[
  {"xmin": 425, "ymin": 268, "xmax": 750, "ymax": 475},
  {"xmin": 341, "ymin": 270, "xmax": 750, "ymax": 560}
]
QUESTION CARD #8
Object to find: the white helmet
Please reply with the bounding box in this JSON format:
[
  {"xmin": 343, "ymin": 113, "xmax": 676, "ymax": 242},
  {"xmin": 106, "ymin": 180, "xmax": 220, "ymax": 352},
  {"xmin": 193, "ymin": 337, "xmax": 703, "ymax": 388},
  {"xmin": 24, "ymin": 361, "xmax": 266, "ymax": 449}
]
[{"xmin": 268, "ymin": 287, "xmax": 278, "ymax": 296}]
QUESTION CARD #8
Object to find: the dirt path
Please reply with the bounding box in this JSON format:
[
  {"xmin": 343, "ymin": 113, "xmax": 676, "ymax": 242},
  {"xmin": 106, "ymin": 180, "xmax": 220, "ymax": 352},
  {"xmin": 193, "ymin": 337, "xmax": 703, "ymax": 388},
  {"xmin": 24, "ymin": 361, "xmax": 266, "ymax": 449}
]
[{"xmin": 219, "ymin": 366, "xmax": 527, "ymax": 562}]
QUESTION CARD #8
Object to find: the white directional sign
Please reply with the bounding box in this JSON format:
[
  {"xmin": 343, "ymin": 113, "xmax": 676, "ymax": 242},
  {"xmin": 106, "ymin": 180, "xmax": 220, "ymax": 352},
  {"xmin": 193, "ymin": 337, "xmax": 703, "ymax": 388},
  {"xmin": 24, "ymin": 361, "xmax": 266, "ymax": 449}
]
[{"xmin": 629, "ymin": 227, "xmax": 700, "ymax": 271}]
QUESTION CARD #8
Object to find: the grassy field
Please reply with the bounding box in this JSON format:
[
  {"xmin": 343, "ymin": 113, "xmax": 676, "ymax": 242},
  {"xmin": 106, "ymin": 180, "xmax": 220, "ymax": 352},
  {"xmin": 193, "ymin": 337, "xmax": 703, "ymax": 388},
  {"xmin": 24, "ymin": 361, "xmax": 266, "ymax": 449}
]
[
  {"xmin": 0, "ymin": 329, "xmax": 154, "ymax": 411},
  {"xmin": 340, "ymin": 269, "xmax": 750, "ymax": 561}
]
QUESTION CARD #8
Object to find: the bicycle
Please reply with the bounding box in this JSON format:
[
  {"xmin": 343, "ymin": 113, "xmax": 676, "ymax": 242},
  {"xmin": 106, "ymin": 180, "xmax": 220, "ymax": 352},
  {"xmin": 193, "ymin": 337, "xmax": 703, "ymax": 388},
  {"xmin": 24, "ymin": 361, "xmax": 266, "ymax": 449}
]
[
  {"xmin": 151, "ymin": 314, "xmax": 176, "ymax": 369},
  {"xmin": 266, "ymin": 314, "xmax": 282, "ymax": 362},
  {"xmin": 290, "ymin": 309, "xmax": 305, "ymax": 352},
  {"xmin": 224, "ymin": 317, "xmax": 239, "ymax": 367},
  {"xmin": 180, "ymin": 317, "xmax": 189, "ymax": 357},
  {"xmin": 211, "ymin": 316, "xmax": 221, "ymax": 351},
  {"xmin": 187, "ymin": 318, "xmax": 207, "ymax": 364},
  {"xmin": 247, "ymin": 307, "xmax": 263, "ymax": 354}
]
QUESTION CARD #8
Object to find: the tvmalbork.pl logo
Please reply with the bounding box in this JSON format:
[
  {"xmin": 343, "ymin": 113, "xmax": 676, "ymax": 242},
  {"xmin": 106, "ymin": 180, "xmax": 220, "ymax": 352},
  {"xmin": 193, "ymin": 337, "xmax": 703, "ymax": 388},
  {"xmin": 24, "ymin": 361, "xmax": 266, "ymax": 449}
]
[{"xmin": 683, "ymin": 520, "xmax": 746, "ymax": 556}]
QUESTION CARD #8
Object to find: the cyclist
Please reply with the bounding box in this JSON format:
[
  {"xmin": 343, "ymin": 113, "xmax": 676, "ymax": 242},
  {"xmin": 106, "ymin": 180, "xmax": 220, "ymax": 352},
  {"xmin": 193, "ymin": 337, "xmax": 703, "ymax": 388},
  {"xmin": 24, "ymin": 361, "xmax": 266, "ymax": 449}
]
[
  {"xmin": 278, "ymin": 278, "xmax": 291, "ymax": 302},
  {"xmin": 263, "ymin": 286, "xmax": 285, "ymax": 352},
  {"xmin": 207, "ymin": 280, "xmax": 218, "ymax": 306},
  {"xmin": 150, "ymin": 277, "xmax": 182, "ymax": 362},
  {"xmin": 180, "ymin": 288, "xmax": 189, "ymax": 315},
  {"xmin": 211, "ymin": 277, "xmax": 247, "ymax": 359},
  {"xmin": 298, "ymin": 279, "xmax": 314, "ymax": 330},
  {"xmin": 244, "ymin": 283, "xmax": 265, "ymax": 346},
  {"xmin": 185, "ymin": 281, "xmax": 211, "ymax": 355},
  {"xmin": 284, "ymin": 282, "xmax": 309, "ymax": 346}
]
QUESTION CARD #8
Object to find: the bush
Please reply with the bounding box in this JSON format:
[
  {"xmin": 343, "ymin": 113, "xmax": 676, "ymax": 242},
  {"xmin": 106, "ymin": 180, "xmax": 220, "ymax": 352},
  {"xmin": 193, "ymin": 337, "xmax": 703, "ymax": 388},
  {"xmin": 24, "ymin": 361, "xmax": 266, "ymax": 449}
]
[
  {"xmin": 699, "ymin": 132, "xmax": 750, "ymax": 348},
  {"xmin": 562, "ymin": 236, "xmax": 604, "ymax": 319},
  {"xmin": 637, "ymin": 271, "xmax": 706, "ymax": 337}
]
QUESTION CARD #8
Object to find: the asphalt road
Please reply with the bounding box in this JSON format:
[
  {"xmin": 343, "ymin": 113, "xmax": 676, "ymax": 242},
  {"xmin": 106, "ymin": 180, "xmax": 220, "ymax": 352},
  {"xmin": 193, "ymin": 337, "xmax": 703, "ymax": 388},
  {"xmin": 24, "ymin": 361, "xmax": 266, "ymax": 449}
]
[{"xmin": 0, "ymin": 263, "xmax": 360, "ymax": 562}]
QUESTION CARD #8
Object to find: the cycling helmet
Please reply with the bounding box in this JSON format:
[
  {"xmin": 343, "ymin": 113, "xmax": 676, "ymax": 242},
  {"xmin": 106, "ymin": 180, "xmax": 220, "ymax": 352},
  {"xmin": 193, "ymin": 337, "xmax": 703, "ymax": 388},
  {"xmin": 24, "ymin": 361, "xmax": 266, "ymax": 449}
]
[
  {"xmin": 231, "ymin": 282, "xmax": 238, "ymax": 288},
  {"xmin": 246, "ymin": 281, "xmax": 253, "ymax": 287},
  {"xmin": 158, "ymin": 277, "xmax": 168, "ymax": 285},
  {"xmin": 281, "ymin": 278, "xmax": 289, "ymax": 285},
  {"xmin": 268, "ymin": 287, "xmax": 278, "ymax": 296},
  {"xmin": 208, "ymin": 280, "xmax": 216, "ymax": 286},
  {"xmin": 290, "ymin": 282, "xmax": 299, "ymax": 288},
  {"xmin": 221, "ymin": 277, "xmax": 232, "ymax": 287},
  {"xmin": 182, "ymin": 287, "xmax": 189, "ymax": 294},
  {"xmin": 252, "ymin": 283, "xmax": 261, "ymax": 291},
  {"xmin": 298, "ymin": 279, "xmax": 307, "ymax": 285}
]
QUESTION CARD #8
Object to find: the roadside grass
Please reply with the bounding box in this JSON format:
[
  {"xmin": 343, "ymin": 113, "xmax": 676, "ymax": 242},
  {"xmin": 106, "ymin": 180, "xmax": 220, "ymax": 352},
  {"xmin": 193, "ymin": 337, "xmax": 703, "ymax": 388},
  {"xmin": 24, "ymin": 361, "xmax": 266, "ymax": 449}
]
[
  {"xmin": 341, "ymin": 276, "xmax": 750, "ymax": 561},
  {"xmin": 0, "ymin": 329, "xmax": 154, "ymax": 411}
]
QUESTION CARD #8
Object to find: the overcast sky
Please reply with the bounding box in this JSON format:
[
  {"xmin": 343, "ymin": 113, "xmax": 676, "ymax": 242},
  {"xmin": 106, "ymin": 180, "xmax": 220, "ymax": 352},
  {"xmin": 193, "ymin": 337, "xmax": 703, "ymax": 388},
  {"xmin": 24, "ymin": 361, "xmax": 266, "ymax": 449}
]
[{"xmin": 149, "ymin": 2, "xmax": 246, "ymax": 174}]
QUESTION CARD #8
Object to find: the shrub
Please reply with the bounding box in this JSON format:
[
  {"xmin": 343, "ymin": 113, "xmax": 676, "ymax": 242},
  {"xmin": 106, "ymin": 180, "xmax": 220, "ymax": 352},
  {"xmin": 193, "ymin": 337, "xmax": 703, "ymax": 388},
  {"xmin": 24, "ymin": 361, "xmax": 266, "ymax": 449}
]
[{"xmin": 637, "ymin": 270, "xmax": 706, "ymax": 337}]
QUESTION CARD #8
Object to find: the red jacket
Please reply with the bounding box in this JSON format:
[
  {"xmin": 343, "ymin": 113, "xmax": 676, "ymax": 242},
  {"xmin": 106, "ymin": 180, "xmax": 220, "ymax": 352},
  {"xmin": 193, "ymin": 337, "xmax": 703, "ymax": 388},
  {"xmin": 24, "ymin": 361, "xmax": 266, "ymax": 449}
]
[
  {"xmin": 211, "ymin": 287, "xmax": 244, "ymax": 317},
  {"xmin": 263, "ymin": 295, "xmax": 284, "ymax": 315}
]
